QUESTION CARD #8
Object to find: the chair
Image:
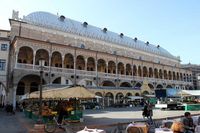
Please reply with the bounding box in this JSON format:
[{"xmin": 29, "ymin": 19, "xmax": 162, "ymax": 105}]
[{"xmin": 127, "ymin": 126, "xmax": 143, "ymax": 133}]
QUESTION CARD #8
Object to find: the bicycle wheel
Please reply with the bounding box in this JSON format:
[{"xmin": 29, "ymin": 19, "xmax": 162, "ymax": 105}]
[{"xmin": 44, "ymin": 120, "xmax": 57, "ymax": 133}]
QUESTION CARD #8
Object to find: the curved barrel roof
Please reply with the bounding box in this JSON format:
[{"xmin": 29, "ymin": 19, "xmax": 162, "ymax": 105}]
[{"xmin": 23, "ymin": 11, "xmax": 178, "ymax": 60}]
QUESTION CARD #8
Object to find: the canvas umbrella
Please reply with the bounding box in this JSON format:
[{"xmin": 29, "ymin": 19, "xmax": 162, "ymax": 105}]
[
  {"xmin": 58, "ymin": 86, "xmax": 96, "ymax": 99},
  {"xmin": 29, "ymin": 86, "xmax": 96, "ymax": 99}
]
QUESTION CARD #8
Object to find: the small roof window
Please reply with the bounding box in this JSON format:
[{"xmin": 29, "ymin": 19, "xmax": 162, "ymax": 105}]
[
  {"xmin": 134, "ymin": 37, "xmax": 137, "ymax": 41},
  {"xmin": 102, "ymin": 28, "xmax": 107, "ymax": 33},
  {"xmin": 83, "ymin": 22, "xmax": 88, "ymax": 27},
  {"xmin": 120, "ymin": 33, "xmax": 124, "ymax": 38},
  {"xmin": 59, "ymin": 15, "xmax": 65, "ymax": 21}
]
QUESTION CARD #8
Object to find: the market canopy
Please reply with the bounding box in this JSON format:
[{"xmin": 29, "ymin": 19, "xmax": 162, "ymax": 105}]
[
  {"xmin": 127, "ymin": 96, "xmax": 143, "ymax": 100},
  {"xmin": 28, "ymin": 86, "xmax": 96, "ymax": 99},
  {"xmin": 178, "ymin": 90, "xmax": 200, "ymax": 97}
]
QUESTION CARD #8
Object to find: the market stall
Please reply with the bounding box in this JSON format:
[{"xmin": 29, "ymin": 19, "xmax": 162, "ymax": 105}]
[
  {"xmin": 23, "ymin": 86, "xmax": 96, "ymax": 122},
  {"xmin": 177, "ymin": 90, "xmax": 200, "ymax": 111}
]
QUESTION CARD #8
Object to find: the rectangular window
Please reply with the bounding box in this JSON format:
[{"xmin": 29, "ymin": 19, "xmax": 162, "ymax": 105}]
[
  {"xmin": 0, "ymin": 59, "xmax": 6, "ymax": 71},
  {"xmin": 66, "ymin": 80, "xmax": 69, "ymax": 84},
  {"xmin": 1, "ymin": 44, "xmax": 8, "ymax": 51}
]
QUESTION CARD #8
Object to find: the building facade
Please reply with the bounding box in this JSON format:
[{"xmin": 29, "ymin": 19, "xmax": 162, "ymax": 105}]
[
  {"xmin": 182, "ymin": 64, "xmax": 200, "ymax": 90},
  {"xmin": 0, "ymin": 29, "xmax": 10, "ymax": 105},
  {"xmin": 8, "ymin": 11, "xmax": 193, "ymax": 108}
]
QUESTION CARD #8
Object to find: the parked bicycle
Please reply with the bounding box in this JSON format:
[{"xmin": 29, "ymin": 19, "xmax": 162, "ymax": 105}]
[{"xmin": 44, "ymin": 115, "xmax": 75, "ymax": 133}]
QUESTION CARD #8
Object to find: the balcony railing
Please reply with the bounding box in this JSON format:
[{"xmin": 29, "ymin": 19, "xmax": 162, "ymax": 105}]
[{"xmin": 15, "ymin": 63, "xmax": 192, "ymax": 85}]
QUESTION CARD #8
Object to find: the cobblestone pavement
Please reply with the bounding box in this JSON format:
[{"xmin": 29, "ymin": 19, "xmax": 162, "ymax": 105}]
[
  {"xmin": 0, "ymin": 107, "xmax": 200, "ymax": 133},
  {"xmin": 0, "ymin": 110, "xmax": 33, "ymax": 133}
]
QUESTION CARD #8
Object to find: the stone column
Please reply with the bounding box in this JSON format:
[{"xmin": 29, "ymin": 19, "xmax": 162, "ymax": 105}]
[
  {"xmin": 62, "ymin": 55, "xmax": 64, "ymax": 68},
  {"xmin": 85, "ymin": 58, "xmax": 87, "ymax": 71},
  {"xmin": 15, "ymin": 50, "xmax": 18, "ymax": 68},
  {"xmin": 95, "ymin": 52, "xmax": 98, "ymax": 87},
  {"xmin": 106, "ymin": 62, "xmax": 108, "ymax": 73},
  {"xmin": 74, "ymin": 49, "xmax": 77, "ymax": 86},
  {"xmin": 33, "ymin": 51, "xmax": 36, "ymax": 67}
]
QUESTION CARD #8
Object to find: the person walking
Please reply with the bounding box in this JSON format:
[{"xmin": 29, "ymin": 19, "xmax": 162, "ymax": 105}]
[{"xmin": 142, "ymin": 102, "xmax": 149, "ymax": 119}]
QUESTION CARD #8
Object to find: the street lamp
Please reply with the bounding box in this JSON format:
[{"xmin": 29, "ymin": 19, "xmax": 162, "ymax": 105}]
[{"xmin": 38, "ymin": 58, "xmax": 45, "ymax": 123}]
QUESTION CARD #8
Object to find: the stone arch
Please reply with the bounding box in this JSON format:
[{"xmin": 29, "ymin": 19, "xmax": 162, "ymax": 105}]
[
  {"xmin": 120, "ymin": 82, "xmax": 132, "ymax": 87},
  {"xmin": 159, "ymin": 69, "xmax": 163, "ymax": 79},
  {"xmin": 102, "ymin": 81, "xmax": 115, "ymax": 87},
  {"xmin": 154, "ymin": 68, "xmax": 158, "ymax": 78},
  {"xmin": 18, "ymin": 46, "xmax": 34, "ymax": 64},
  {"xmin": 135, "ymin": 93, "xmax": 140, "ymax": 96},
  {"xmin": 16, "ymin": 82, "xmax": 25, "ymax": 95},
  {"xmin": 125, "ymin": 92, "xmax": 132, "ymax": 97},
  {"xmin": 142, "ymin": 91, "xmax": 149, "ymax": 95},
  {"xmin": 64, "ymin": 53, "xmax": 74, "ymax": 69},
  {"xmin": 133, "ymin": 65, "xmax": 137, "ymax": 76},
  {"xmin": 76, "ymin": 55, "xmax": 85, "ymax": 70},
  {"xmin": 183, "ymin": 73, "xmax": 186, "ymax": 81},
  {"xmin": 173, "ymin": 72, "xmax": 176, "ymax": 80},
  {"xmin": 148, "ymin": 83, "xmax": 154, "ymax": 90},
  {"xmin": 97, "ymin": 59, "xmax": 106, "ymax": 72},
  {"xmin": 176, "ymin": 72, "xmax": 180, "ymax": 80},
  {"xmin": 115, "ymin": 92, "xmax": 124, "ymax": 103},
  {"xmin": 118, "ymin": 62, "xmax": 125, "ymax": 75},
  {"xmin": 105, "ymin": 92, "xmax": 114, "ymax": 106},
  {"xmin": 16, "ymin": 74, "xmax": 46, "ymax": 95},
  {"xmin": 143, "ymin": 66, "xmax": 148, "ymax": 77},
  {"xmin": 189, "ymin": 86, "xmax": 193, "ymax": 90},
  {"xmin": 77, "ymin": 78, "xmax": 95, "ymax": 87},
  {"xmin": 51, "ymin": 51, "xmax": 62, "ymax": 67},
  {"xmin": 134, "ymin": 82, "xmax": 142, "ymax": 89},
  {"xmin": 168, "ymin": 71, "xmax": 172, "ymax": 80},
  {"xmin": 108, "ymin": 61, "xmax": 116, "ymax": 74},
  {"xmin": 166, "ymin": 85, "xmax": 173, "ymax": 88},
  {"xmin": 87, "ymin": 57, "xmax": 95, "ymax": 71},
  {"xmin": 52, "ymin": 77, "xmax": 61, "ymax": 84},
  {"xmin": 149, "ymin": 67, "xmax": 153, "ymax": 78},
  {"xmin": 30, "ymin": 82, "xmax": 39, "ymax": 93},
  {"xmin": 126, "ymin": 64, "xmax": 132, "ymax": 75},
  {"xmin": 164, "ymin": 70, "xmax": 168, "ymax": 79},
  {"xmin": 156, "ymin": 84, "xmax": 163, "ymax": 89},
  {"xmin": 180, "ymin": 73, "xmax": 183, "ymax": 81},
  {"xmin": 35, "ymin": 49, "xmax": 49, "ymax": 66},
  {"xmin": 138, "ymin": 66, "xmax": 142, "ymax": 77},
  {"xmin": 95, "ymin": 92, "xmax": 102, "ymax": 97}
]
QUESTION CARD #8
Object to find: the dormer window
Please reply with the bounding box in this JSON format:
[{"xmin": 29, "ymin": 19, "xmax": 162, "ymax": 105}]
[
  {"xmin": 146, "ymin": 41, "xmax": 149, "ymax": 45},
  {"xmin": 120, "ymin": 33, "xmax": 124, "ymax": 38},
  {"xmin": 113, "ymin": 51, "xmax": 117, "ymax": 55},
  {"xmin": 134, "ymin": 37, "xmax": 137, "ymax": 41},
  {"xmin": 102, "ymin": 28, "xmax": 107, "ymax": 33},
  {"xmin": 83, "ymin": 22, "xmax": 88, "ymax": 27},
  {"xmin": 59, "ymin": 15, "xmax": 65, "ymax": 21},
  {"xmin": 157, "ymin": 45, "xmax": 160, "ymax": 48},
  {"xmin": 80, "ymin": 44, "xmax": 85, "ymax": 49}
]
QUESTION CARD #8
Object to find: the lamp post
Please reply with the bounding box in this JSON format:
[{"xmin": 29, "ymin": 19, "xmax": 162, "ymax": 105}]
[{"xmin": 38, "ymin": 58, "xmax": 45, "ymax": 124}]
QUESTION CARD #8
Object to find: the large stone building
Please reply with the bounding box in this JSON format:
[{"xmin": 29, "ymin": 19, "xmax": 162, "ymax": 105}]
[
  {"xmin": 8, "ymin": 11, "xmax": 193, "ymax": 108},
  {"xmin": 0, "ymin": 29, "xmax": 10, "ymax": 105},
  {"xmin": 182, "ymin": 64, "xmax": 200, "ymax": 90}
]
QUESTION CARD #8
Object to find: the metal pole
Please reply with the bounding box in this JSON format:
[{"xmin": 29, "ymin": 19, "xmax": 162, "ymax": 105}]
[{"xmin": 38, "ymin": 67, "xmax": 43, "ymax": 123}]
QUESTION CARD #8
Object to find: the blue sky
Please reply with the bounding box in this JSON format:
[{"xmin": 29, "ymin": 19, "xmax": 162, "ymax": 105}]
[{"xmin": 1, "ymin": 0, "xmax": 200, "ymax": 64}]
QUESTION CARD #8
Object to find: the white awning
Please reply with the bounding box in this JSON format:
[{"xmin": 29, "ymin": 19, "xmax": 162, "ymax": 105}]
[
  {"xmin": 127, "ymin": 96, "xmax": 143, "ymax": 100},
  {"xmin": 180, "ymin": 90, "xmax": 200, "ymax": 96}
]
